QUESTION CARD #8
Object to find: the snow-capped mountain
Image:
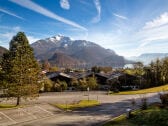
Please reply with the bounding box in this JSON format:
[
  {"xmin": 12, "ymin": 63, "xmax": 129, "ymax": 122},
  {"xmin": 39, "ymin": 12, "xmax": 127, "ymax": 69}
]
[{"xmin": 31, "ymin": 35, "xmax": 126, "ymax": 68}]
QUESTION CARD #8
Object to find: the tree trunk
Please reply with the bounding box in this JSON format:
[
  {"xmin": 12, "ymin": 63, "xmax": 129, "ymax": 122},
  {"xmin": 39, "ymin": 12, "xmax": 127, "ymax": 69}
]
[{"xmin": 16, "ymin": 96, "xmax": 20, "ymax": 106}]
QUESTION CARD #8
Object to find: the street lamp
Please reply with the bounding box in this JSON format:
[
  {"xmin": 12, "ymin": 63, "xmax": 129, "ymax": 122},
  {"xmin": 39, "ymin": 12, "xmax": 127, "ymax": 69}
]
[{"xmin": 87, "ymin": 87, "xmax": 89, "ymax": 101}]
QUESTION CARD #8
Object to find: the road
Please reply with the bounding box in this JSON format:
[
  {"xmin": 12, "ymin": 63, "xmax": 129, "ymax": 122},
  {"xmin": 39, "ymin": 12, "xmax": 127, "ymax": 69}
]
[{"xmin": 0, "ymin": 91, "xmax": 160, "ymax": 126}]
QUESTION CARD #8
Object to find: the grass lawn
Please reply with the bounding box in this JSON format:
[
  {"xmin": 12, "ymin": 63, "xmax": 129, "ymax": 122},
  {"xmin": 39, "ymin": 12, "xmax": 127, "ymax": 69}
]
[
  {"xmin": 110, "ymin": 84, "xmax": 168, "ymax": 95},
  {"xmin": 0, "ymin": 104, "xmax": 19, "ymax": 109},
  {"xmin": 103, "ymin": 106, "xmax": 168, "ymax": 126},
  {"xmin": 52, "ymin": 100, "xmax": 100, "ymax": 110},
  {"xmin": 124, "ymin": 69, "xmax": 144, "ymax": 76}
]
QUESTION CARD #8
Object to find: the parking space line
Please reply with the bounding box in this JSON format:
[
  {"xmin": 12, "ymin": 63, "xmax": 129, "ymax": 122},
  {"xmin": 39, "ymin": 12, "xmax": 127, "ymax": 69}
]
[
  {"xmin": 18, "ymin": 108, "xmax": 37, "ymax": 119},
  {"xmin": 35, "ymin": 106, "xmax": 54, "ymax": 115},
  {"xmin": 0, "ymin": 111, "xmax": 17, "ymax": 123}
]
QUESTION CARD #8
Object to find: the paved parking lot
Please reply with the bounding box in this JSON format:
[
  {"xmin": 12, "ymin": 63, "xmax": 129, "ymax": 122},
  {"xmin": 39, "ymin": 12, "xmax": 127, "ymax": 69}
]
[
  {"xmin": 0, "ymin": 104, "xmax": 60, "ymax": 126},
  {"xmin": 0, "ymin": 92, "xmax": 160, "ymax": 126}
]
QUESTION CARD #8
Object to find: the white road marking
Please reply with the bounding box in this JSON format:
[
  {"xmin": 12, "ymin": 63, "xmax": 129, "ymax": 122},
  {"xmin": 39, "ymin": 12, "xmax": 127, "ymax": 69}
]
[
  {"xmin": 0, "ymin": 111, "xmax": 17, "ymax": 123},
  {"xmin": 18, "ymin": 108, "xmax": 37, "ymax": 119},
  {"xmin": 35, "ymin": 106, "xmax": 54, "ymax": 115}
]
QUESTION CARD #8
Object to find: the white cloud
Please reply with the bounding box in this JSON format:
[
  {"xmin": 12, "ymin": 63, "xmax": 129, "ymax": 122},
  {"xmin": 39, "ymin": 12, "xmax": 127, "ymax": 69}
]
[
  {"xmin": 0, "ymin": 26, "xmax": 22, "ymax": 48},
  {"xmin": 143, "ymin": 12, "xmax": 168, "ymax": 29},
  {"xmin": 0, "ymin": 26, "xmax": 21, "ymax": 32},
  {"xmin": 0, "ymin": 26, "xmax": 41, "ymax": 47},
  {"xmin": 0, "ymin": 26, "xmax": 21, "ymax": 38},
  {"xmin": 60, "ymin": 0, "xmax": 70, "ymax": 10},
  {"xmin": 113, "ymin": 13, "xmax": 128, "ymax": 20},
  {"xmin": 27, "ymin": 36, "xmax": 40, "ymax": 44},
  {"xmin": 139, "ymin": 35, "xmax": 168, "ymax": 48},
  {"xmin": 10, "ymin": 0, "xmax": 87, "ymax": 31},
  {"xmin": 91, "ymin": 0, "xmax": 101, "ymax": 23},
  {"xmin": 0, "ymin": 8, "xmax": 24, "ymax": 20},
  {"xmin": 124, "ymin": 20, "xmax": 168, "ymax": 57},
  {"xmin": 0, "ymin": 32, "xmax": 15, "ymax": 38},
  {"xmin": 13, "ymin": 26, "xmax": 21, "ymax": 31},
  {"xmin": 138, "ymin": 22, "xmax": 168, "ymax": 48},
  {"xmin": 136, "ymin": 42, "xmax": 168, "ymax": 56}
]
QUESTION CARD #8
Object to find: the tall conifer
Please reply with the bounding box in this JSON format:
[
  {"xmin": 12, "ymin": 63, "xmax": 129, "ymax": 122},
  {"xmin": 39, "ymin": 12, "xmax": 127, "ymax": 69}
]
[{"xmin": 1, "ymin": 32, "xmax": 40, "ymax": 105}]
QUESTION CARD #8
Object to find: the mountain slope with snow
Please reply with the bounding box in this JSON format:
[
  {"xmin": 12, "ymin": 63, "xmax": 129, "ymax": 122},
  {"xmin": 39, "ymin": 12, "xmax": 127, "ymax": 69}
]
[{"xmin": 31, "ymin": 35, "xmax": 126, "ymax": 67}]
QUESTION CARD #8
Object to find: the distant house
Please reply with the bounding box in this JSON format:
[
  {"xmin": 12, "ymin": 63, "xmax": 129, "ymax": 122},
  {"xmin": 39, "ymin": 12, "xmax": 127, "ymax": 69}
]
[
  {"xmin": 94, "ymin": 73, "xmax": 110, "ymax": 90},
  {"xmin": 46, "ymin": 72, "xmax": 73, "ymax": 86},
  {"xmin": 45, "ymin": 71, "xmax": 138, "ymax": 91},
  {"xmin": 107, "ymin": 72, "xmax": 138, "ymax": 90},
  {"xmin": 95, "ymin": 73, "xmax": 109, "ymax": 84},
  {"xmin": 77, "ymin": 72, "xmax": 94, "ymax": 80}
]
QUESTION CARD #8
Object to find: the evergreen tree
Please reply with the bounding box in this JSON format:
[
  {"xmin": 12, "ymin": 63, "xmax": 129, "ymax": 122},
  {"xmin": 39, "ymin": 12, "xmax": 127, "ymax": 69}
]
[
  {"xmin": 149, "ymin": 61, "xmax": 156, "ymax": 86},
  {"xmin": 1, "ymin": 32, "xmax": 40, "ymax": 106},
  {"xmin": 133, "ymin": 62, "xmax": 144, "ymax": 76},
  {"xmin": 0, "ymin": 68, "xmax": 4, "ymax": 89},
  {"xmin": 133, "ymin": 62, "xmax": 144, "ymax": 87},
  {"xmin": 162, "ymin": 57, "xmax": 168, "ymax": 83},
  {"xmin": 155, "ymin": 59, "xmax": 162, "ymax": 85}
]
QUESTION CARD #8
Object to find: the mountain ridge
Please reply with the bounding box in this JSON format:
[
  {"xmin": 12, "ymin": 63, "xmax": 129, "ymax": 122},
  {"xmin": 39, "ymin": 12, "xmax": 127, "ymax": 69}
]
[{"xmin": 31, "ymin": 35, "xmax": 126, "ymax": 68}]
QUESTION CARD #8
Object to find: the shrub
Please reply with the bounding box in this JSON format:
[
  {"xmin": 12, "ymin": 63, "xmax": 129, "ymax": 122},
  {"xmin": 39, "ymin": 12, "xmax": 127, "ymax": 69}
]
[
  {"xmin": 55, "ymin": 80, "xmax": 67, "ymax": 92},
  {"xmin": 131, "ymin": 109, "xmax": 168, "ymax": 126},
  {"xmin": 159, "ymin": 93, "xmax": 168, "ymax": 105},
  {"xmin": 140, "ymin": 96, "xmax": 147, "ymax": 110},
  {"xmin": 43, "ymin": 78, "xmax": 53, "ymax": 92},
  {"xmin": 53, "ymin": 83, "xmax": 61, "ymax": 92},
  {"xmin": 131, "ymin": 98, "xmax": 136, "ymax": 108}
]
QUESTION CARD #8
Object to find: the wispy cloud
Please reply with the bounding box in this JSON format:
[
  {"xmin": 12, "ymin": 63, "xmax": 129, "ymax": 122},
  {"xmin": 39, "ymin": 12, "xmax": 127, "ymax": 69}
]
[
  {"xmin": 0, "ymin": 8, "xmax": 24, "ymax": 20},
  {"xmin": 91, "ymin": 0, "xmax": 101, "ymax": 23},
  {"xmin": 10, "ymin": 0, "xmax": 87, "ymax": 31},
  {"xmin": 139, "ymin": 35, "xmax": 168, "ymax": 48},
  {"xmin": 113, "ymin": 13, "xmax": 128, "ymax": 20},
  {"xmin": 60, "ymin": 0, "xmax": 70, "ymax": 10},
  {"xmin": 138, "ymin": 12, "xmax": 168, "ymax": 48},
  {"xmin": 143, "ymin": 12, "xmax": 168, "ymax": 29}
]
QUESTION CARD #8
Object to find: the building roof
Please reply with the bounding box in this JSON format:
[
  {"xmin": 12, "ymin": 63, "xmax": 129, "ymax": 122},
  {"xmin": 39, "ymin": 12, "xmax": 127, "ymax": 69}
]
[
  {"xmin": 46, "ymin": 71, "xmax": 136, "ymax": 81},
  {"xmin": 107, "ymin": 72, "xmax": 124, "ymax": 80},
  {"xmin": 46, "ymin": 72, "xmax": 72, "ymax": 79}
]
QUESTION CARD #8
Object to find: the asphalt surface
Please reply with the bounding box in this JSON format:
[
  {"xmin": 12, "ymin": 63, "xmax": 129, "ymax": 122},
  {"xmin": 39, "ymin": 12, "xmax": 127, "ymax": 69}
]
[{"xmin": 0, "ymin": 91, "xmax": 160, "ymax": 126}]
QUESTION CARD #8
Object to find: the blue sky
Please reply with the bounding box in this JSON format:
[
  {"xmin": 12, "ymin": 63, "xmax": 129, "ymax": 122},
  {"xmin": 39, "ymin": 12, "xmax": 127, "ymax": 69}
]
[{"xmin": 0, "ymin": 0, "xmax": 168, "ymax": 57}]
